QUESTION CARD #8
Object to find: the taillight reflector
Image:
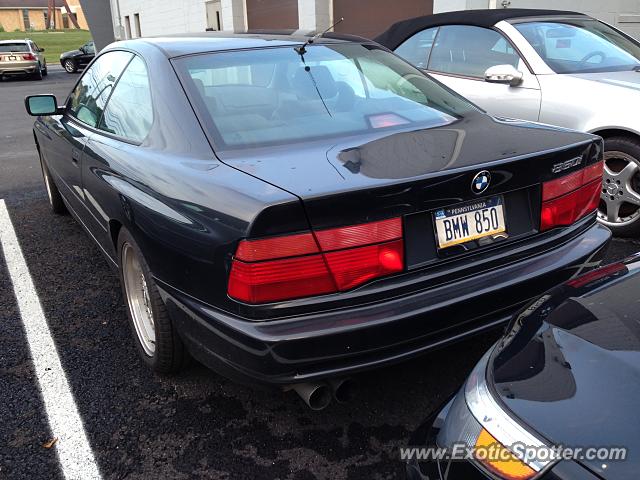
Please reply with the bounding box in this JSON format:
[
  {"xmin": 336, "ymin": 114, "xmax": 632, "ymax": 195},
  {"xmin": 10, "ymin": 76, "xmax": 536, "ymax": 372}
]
[
  {"xmin": 540, "ymin": 161, "xmax": 603, "ymax": 231},
  {"xmin": 324, "ymin": 239, "xmax": 404, "ymax": 291},
  {"xmin": 23, "ymin": 53, "xmax": 36, "ymax": 61},
  {"xmin": 227, "ymin": 254, "xmax": 335, "ymax": 304},
  {"xmin": 542, "ymin": 160, "xmax": 604, "ymax": 201},
  {"xmin": 228, "ymin": 218, "xmax": 404, "ymax": 303},
  {"xmin": 540, "ymin": 180, "xmax": 600, "ymax": 231},
  {"xmin": 314, "ymin": 217, "xmax": 402, "ymax": 251},
  {"xmin": 235, "ymin": 232, "xmax": 318, "ymax": 262}
]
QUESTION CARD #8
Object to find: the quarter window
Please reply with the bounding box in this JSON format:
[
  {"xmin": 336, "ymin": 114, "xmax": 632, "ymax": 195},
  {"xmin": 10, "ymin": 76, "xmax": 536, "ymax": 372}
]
[
  {"xmin": 428, "ymin": 25, "xmax": 521, "ymax": 78},
  {"xmin": 99, "ymin": 56, "xmax": 153, "ymax": 142},
  {"xmin": 394, "ymin": 27, "xmax": 439, "ymax": 69},
  {"xmin": 66, "ymin": 51, "xmax": 132, "ymax": 127}
]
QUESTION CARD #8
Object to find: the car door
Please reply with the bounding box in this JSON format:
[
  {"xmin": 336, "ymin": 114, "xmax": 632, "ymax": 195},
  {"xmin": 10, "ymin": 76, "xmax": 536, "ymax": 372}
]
[
  {"xmin": 41, "ymin": 50, "xmax": 132, "ymax": 216},
  {"xmin": 395, "ymin": 25, "xmax": 541, "ymax": 121},
  {"xmin": 81, "ymin": 54, "xmax": 154, "ymax": 249},
  {"xmin": 80, "ymin": 42, "xmax": 95, "ymax": 67}
]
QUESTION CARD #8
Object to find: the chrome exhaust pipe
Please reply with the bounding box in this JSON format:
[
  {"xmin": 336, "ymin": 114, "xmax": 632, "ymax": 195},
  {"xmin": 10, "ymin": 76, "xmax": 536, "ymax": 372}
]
[
  {"xmin": 290, "ymin": 382, "xmax": 332, "ymax": 410},
  {"xmin": 328, "ymin": 377, "xmax": 354, "ymax": 403}
]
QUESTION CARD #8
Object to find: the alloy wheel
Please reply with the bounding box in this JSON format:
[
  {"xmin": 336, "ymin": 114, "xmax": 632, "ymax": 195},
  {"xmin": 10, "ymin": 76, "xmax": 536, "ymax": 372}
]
[
  {"xmin": 122, "ymin": 243, "xmax": 156, "ymax": 356},
  {"xmin": 64, "ymin": 60, "xmax": 76, "ymax": 73},
  {"xmin": 598, "ymin": 151, "xmax": 640, "ymax": 227}
]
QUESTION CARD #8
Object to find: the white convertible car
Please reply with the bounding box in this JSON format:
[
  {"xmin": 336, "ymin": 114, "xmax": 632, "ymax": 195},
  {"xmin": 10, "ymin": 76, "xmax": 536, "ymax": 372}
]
[{"xmin": 377, "ymin": 8, "xmax": 640, "ymax": 236}]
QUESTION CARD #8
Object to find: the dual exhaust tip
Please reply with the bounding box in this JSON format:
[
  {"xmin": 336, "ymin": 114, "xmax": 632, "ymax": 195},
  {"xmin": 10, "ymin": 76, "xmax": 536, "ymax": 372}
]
[{"xmin": 290, "ymin": 378, "xmax": 354, "ymax": 410}]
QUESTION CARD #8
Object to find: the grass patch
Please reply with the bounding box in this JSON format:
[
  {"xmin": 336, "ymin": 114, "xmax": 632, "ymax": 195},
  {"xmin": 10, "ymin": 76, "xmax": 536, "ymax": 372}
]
[{"xmin": 0, "ymin": 30, "xmax": 92, "ymax": 63}]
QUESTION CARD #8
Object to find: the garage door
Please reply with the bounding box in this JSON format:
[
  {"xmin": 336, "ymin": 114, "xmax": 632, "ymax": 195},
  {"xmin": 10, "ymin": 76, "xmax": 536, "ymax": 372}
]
[
  {"xmin": 333, "ymin": 0, "xmax": 433, "ymax": 39},
  {"xmin": 246, "ymin": 0, "xmax": 299, "ymax": 30}
]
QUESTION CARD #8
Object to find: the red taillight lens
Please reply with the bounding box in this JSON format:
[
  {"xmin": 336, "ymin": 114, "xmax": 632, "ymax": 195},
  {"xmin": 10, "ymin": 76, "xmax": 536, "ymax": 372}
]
[
  {"xmin": 227, "ymin": 254, "xmax": 335, "ymax": 304},
  {"xmin": 23, "ymin": 53, "xmax": 36, "ymax": 61},
  {"xmin": 324, "ymin": 239, "xmax": 404, "ymax": 290},
  {"xmin": 235, "ymin": 232, "xmax": 318, "ymax": 261},
  {"xmin": 314, "ymin": 217, "xmax": 402, "ymax": 251},
  {"xmin": 540, "ymin": 158, "xmax": 602, "ymax": 232},
  {"xmin": 228, "ymin": 218, "xmax": 405, "ymax": 303}
]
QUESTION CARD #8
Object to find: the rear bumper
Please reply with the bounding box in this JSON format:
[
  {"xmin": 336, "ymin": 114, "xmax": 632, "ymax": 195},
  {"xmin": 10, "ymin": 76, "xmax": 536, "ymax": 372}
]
[
  {"xmin": 159, "ymin": 223, "xmax": 610, "ymax": 386},
  {"xmin": 0, "ymin": 63, "xmax": 37, "ymax": 75}
]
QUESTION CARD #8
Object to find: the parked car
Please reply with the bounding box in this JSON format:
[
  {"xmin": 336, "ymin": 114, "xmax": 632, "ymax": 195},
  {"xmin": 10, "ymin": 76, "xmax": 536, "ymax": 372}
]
[
  {"xmin": 25, "ymin": 32, "xmax": 610, "ymax": 409},
  {"xmin": 0, "ymin": 39, "xmax": 47, "ymax": 80},
  {"xmin": 407, "ymin": 257, "xmax": 640, "ymax": 479},
  {"xmin": 377, "ymin": 9, "xmax": 640, "ymax": 237},
  {"xmin": 60, "ymin": 41, "xmax": 95, "ymax": 73}
]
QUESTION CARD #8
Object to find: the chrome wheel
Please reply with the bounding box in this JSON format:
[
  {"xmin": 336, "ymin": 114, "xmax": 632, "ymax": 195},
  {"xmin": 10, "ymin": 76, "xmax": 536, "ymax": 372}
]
[
  {"xmin": 64, "ymin": 59, "xmax": 76, "ymax": 73},
  {"xmin": 122, "ymin": 243, "xmax": 156, "ymax": 356},
  {"xmin": 598, "ymin": 151, "xmax": 640, "ymax": 227}
]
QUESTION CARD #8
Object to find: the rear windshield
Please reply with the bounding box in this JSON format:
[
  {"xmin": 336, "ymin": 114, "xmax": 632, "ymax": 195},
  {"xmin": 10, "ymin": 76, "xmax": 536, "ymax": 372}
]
[
  {"xmin": 0, "ymin": 42, "xmax": 29, "ymax": 53},
  {"xmin": 174, "ymin": 43, "xmax": 477, "ymax": 149}
]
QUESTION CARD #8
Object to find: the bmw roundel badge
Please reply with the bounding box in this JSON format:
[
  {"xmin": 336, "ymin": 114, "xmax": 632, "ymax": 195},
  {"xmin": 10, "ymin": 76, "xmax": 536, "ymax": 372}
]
[{"xmin": 471, "ymin": 170, "xmax": 491, "ymax": 194}]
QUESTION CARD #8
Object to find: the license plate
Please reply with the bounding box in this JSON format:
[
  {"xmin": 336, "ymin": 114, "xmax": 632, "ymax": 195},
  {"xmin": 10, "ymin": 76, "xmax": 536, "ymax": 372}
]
[{"xmin": 434, "ymin": 196, "xmax": 506, "ymax": 249}]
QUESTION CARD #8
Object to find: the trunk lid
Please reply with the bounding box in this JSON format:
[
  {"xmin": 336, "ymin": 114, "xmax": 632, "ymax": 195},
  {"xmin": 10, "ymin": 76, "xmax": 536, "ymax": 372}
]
[{"xmin": 218, "ymin": 112, "xmax": 598, "ymax": 234}]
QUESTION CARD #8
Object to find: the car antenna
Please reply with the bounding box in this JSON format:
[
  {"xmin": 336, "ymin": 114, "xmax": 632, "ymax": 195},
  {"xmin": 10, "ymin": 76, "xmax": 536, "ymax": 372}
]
[{"xmin": 295, "ymin": 17, "xmax": 344, "ymax": 57}]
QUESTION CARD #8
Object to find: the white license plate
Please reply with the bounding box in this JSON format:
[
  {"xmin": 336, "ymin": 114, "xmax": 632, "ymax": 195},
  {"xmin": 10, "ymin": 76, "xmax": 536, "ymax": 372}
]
[{"xmin": 434, "ymin": 196, "xmax": 506, "ymax": 249}]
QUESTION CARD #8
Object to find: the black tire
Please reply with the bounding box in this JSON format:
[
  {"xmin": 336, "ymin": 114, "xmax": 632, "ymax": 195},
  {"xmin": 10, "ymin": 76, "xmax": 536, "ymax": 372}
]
[
  {"xmin": 600, "ymin": 136, "xmax": 640, "ymax": 237},
  {"xmin": 63, "ymin": 59, "xmax": 77, "ymax": 73},
  {"xmin": 39, "ymin": 152, "xmax": 67, "ymax": 214},
  {"xmin": 117, "ymin": 228, "xmax": 189, "ymax": 373},
  {"xmin": 32, "ymin": 63, "xmax": 43, "ymax": 80},
  {"xmin": 42, "ymin": 63, "xmax": 48, "ymax": 76}
]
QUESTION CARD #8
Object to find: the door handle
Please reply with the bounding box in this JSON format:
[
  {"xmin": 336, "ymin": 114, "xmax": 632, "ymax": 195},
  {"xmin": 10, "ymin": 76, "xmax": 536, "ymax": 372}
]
[{"xmin": 71, "ymin": 148, "xmax": 80, "ymax": 166}]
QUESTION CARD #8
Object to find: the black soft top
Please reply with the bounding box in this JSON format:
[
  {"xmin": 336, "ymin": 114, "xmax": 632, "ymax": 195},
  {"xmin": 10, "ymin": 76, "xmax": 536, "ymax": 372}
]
[{"xmin": 375, "ymin": 8, "xmax": 587, "ymax": 50}]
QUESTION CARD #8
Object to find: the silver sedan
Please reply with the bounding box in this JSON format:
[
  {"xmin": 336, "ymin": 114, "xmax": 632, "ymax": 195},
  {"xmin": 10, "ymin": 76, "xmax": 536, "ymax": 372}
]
[{"xmin": 379, "ymin": 9, "xmax": 640, "ymax": 236}]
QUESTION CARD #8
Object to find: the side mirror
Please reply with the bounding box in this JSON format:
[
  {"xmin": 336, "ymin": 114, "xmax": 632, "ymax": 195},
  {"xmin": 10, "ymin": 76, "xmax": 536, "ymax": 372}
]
[
  {"xmin": 39, "ymin": 47, "xmax": 45, "ymax": 52},
  {"xmin": 25, "ymin": 95, "xmax": 60, "ymax": 116},
  {"xmin": 484, "ymin": 64, "xmax": 524, "ymax": 87}
]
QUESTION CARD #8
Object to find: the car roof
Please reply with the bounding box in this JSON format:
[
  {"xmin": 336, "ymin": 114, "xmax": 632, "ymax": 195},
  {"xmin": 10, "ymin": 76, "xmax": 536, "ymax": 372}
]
[
  {"xmin": 0, "ymin": 39, "xmax": 28, "ymax": 43},
  {"xmin": 117, "ymin": 31, "xmax": 367, "ymax": 58},
  {"xmin": 375, "ymin": 8, "xmax": 589, "ymax": 50}
]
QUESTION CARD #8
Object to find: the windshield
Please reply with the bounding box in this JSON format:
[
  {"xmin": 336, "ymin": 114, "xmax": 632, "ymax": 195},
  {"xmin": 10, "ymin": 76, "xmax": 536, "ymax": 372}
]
[
  {"xmin": 174, "ymin": 43, "xmax": 477, "ymax": 149},
  {"xmin": 0, "ymin": 42, "xmax": 29, "ymax": 53},
  {"xmin": 515, "ymin": 19, "xmax": 640, "ymax": 74}
]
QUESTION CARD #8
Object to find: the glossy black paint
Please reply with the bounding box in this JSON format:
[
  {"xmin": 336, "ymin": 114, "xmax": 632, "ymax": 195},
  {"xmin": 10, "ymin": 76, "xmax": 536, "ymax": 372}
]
[
  {"xmin": 31, "ymin": 33, "xmax": 611, "ymax": 386},
  {"xmin": 408, "ymin": 258, "xmax": 640, "ymax": 480},
  {"xmin": 490, "ymin": 258, "xmax": 640, "ymax": 479},
  {"xmin": 59, "ymin": 41, "xmax": 95, "ymax": 70}
]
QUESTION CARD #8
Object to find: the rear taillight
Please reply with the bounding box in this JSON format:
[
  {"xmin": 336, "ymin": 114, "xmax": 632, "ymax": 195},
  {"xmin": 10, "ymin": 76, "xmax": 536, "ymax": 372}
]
[
  {"xmin": 23, "ymin": 53, "xmax": 36, "ymax": 61},
  {"xmin": 540, "ymin": 161, "xmax": 603, "ymax": 231},
  {"xmin": 228, "ymin": 218, "xmax": 404, "ymax": 303}
]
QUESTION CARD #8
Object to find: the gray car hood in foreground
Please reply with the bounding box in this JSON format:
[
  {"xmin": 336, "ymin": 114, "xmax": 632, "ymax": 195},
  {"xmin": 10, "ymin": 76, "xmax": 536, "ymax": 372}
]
[{"xmin": 491, "ymin": 260, "xmax": 640, "ymax": 479}]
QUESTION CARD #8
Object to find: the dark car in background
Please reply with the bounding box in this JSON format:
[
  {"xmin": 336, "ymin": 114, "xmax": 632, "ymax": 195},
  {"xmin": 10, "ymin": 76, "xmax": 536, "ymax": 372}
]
[
  {"xmin": 408, "ymin": 257, "xmax": 640, "ymax": 479},
  {"xmin": 60, "ymin": 40, "xmax": 95, "ymax": 73},
  {"xmin": 25, "ymin": 32, "xmax": 609, "ymax": 409}
]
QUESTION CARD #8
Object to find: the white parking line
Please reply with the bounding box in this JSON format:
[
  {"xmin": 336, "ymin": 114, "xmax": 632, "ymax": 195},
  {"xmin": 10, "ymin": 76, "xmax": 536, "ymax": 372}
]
[{"xmin": 0, "ymin": 200, "xmax": 102, "ymax": 480}]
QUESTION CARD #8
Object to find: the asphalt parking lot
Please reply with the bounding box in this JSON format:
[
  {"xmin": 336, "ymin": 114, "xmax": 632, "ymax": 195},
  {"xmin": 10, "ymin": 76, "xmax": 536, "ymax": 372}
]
[{"xmin": 2, "ymin": 69, "xmax": 640, "ymax": 480}]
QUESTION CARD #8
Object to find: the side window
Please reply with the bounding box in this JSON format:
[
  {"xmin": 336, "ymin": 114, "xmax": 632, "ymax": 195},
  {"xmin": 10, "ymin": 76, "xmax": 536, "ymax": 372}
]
[
  {"xmin": 428, "ymin": 25, "xmax": 521, "ymax": 78},
  {"xmin": 394, "ymin": 27, "xmax": 439, "ymax": 69},
  {"xmin": 99, "ymin": 56, "xmax": 153, "ymax": 142},
  {"xmin": 85, "ymin": 42, "xmax": 96, "ymax": 54},
  {"xmin": 66, "ymin": 51, "xmax": 133, "ymax": 127}
]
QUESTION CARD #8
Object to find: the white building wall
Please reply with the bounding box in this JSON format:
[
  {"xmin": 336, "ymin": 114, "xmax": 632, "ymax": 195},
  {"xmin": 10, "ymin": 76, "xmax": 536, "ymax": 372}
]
[
  {"xmin": 116, "ymin": 0, "xmax": 208, "ymax": 37},
  {"xmin": 220, "ymin": 0, "xmax": 247, "ymax": 31},
  {"xmin": 433, "ymin": 0, "xmax": 640, "ymax": 39},
  {"xmin": 298, "ymin": 0, "xmax": 331, "ymax": 31}
]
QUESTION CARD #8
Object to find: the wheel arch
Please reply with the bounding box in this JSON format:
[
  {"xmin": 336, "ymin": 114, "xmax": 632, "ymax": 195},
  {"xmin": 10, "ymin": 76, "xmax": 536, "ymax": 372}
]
[{"xmin": 589, "ymin": 127, "xmax": 640, "ymax": 141}]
